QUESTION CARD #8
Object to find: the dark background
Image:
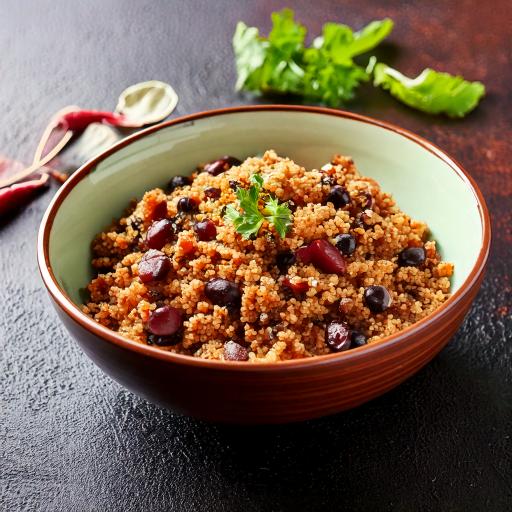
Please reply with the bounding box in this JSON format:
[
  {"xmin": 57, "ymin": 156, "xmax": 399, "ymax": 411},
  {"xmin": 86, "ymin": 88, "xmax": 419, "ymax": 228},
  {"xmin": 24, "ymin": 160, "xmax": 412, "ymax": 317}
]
[{"xmin": 1, "ymin": 1, "xmax": 511, "ymax": 510}]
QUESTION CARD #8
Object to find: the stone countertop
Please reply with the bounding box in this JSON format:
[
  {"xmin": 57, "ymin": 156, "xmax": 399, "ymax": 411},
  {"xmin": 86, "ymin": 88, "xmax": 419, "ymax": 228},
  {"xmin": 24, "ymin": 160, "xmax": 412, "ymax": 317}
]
[{"xmin": 1, "ymin": 1, "xmax": 510, "ymax": 510}]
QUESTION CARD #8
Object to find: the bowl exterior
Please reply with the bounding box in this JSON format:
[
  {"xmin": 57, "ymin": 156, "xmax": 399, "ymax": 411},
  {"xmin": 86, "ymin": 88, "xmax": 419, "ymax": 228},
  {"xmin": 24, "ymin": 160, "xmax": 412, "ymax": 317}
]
[{"xmin": 50, "ymin": 267, "xmax": 483, "ymax": 424}]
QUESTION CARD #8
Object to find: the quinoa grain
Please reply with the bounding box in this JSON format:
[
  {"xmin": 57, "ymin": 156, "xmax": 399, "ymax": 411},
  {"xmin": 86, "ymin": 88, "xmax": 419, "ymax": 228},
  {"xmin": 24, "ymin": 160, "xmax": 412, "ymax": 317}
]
[{"xmin": 84, "ymin": 151, "xmax": 453, "ymax": 361}]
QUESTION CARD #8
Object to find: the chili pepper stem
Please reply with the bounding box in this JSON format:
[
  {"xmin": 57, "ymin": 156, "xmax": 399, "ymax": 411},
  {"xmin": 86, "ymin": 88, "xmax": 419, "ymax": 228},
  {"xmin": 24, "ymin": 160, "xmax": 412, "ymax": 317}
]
[
  {"xmin": 49, "ymin": 169, "xmax": 69, "ymax": 184},
  {"xmin": 0, "ymin": 106, "xmax": 78, "ymax": 189},
  {"xmin": 32, "ymin": 105, "xmax": 79, "ymax": 165},
  {"xmin": 0, "ymin": 131, "xmax": 73, "ymax": 189}
]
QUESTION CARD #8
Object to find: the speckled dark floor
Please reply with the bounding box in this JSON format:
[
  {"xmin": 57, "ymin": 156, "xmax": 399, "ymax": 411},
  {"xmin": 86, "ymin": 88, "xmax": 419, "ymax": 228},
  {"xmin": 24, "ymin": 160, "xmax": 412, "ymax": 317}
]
[{"xmin": 1, "ymin": 1, "xmax": 511, "ymax": 510}]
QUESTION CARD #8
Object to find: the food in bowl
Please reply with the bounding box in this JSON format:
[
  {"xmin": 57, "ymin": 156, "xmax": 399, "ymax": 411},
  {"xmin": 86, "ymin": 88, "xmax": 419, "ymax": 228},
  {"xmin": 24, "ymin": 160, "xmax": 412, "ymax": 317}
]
[{"xmin": 83, "ymin": 150, "xmax": 454, "ymax": 362}]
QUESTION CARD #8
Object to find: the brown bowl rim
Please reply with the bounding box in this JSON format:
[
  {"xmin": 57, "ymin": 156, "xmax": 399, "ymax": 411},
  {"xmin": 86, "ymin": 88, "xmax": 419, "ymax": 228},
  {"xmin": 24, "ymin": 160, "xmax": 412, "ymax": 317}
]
[{"xmin": 37, "ymin": 105, "xmax": 491, "ymax": 372}]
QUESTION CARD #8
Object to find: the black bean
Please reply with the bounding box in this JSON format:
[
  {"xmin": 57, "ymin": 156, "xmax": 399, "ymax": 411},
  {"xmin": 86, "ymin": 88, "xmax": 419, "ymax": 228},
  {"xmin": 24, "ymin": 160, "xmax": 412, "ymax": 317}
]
[
  {"xmin": 205, "ymin": 156, "xmax": 242, "ymax": 176},
  {"xmin": 352, "ymin": 211, "xmax": 371, "ymax": 230},
  {"xmin": 147, "ymin": 333, "xmax": 182, "ymax": 346},
  {"xmin": 364, "ymin": 285, "xmax": 392, "ymax": 313},
  {"xmin": 398, "ymin": 247, "xmax": 426, "ymax": 267},
  {"xmin": 276, "ymin": 250, "xmax": 296, "ymax": 274},
  {"xmin": 177, "ymin": 197, "xmax": 198, "ymax": 213},
  {"xmin": 168, "ymin": 175, "xmax": 191, "ymax": 192},
  {"xmin": 334, "ymin": 233, "xmax": 356, "ymax": 256},
  {"xmin": 326, "ymin": 185, "xmax": 350, "ymax": 209},
  {"xmin": 350, "ymin": 331, "xmax": 368, "ymax": 348}
]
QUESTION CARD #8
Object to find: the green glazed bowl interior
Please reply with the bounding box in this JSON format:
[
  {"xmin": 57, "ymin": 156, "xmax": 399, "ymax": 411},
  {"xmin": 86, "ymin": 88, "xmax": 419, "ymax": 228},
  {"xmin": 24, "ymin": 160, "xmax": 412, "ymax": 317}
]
[{"xmin": 46, "ymin": 107, "xmax": 485, "ymax": 330}]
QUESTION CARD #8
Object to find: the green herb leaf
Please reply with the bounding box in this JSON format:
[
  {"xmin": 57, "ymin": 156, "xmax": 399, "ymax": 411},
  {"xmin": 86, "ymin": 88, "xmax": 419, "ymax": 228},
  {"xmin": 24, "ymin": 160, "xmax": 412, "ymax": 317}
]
[
  {"xmin": 225, "ymin": 178, "xmax": 265, "ymax": 239},
  {"xmin": 233, "ymin": 22, "xmax": 267, "ymax": 91},
  {"xmin": 250, "ymin": 173, "xmax": 264, "ymax": 188},
  {"xmin": 232, "ymin": 11, "xmax": 486, "ymax": 116},
  {"xmin": 268, "ymin": 8, "xmax": 307, "ymax": 55},
  {"xmin": 303, "ymin": 49, "xmax": 369, "ymax": 106},
  {"xmin": 262, "ymin": 196, "xmax": 293, "ymax": 239},
  {"xmin": 260, "ymin": 9, "xmax": 306, "ymax": 95},
  {"xmin": 233, "ymin": 10, "xmax": 393, "ymax": 107},
  {"xmin": 233, "ymin": 9, "xmax": 306, "ymax": 95},
  {"xmin": 373, "ymin": 63, "xmax": 485, "ymax": 117},
  {"xmin": 224, "ymin": 173, "xmax": 292, "ymax": 239},
  {"xmin": 236, "ymin": 185, "xmax": 262, "ymax": 219},
  {"xmin": 311, "ymin": 18, "xmax": 393, "ymax": 66},
  {"xmin": 302, "ymin": 19, "xmax": 392, "ymax": 106},
  {"xmin": 350, "ymin": 19, "xmax": 394, "ymax": 57},
  {"xmin": 225, "ymin": 203, "xmax": 264, "ymax": 239}
]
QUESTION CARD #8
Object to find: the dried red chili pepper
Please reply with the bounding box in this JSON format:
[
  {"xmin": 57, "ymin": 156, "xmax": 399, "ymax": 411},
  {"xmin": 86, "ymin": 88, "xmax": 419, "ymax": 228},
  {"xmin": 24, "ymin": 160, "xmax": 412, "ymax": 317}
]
[
  {"xmin": 0, "ymin": 174, "xmax": 49, "ymax": 216},
  {"xmin": 0, "ymin": 156, "xmax": 50, "ymax": 216},
  {"xmin": 0, "ymin": 82, "xmax": 178, "ymax": 193},
  {"xmin": 0, "ymin": 109, "xmax": 133, "ymax": 190},
  {"xmin": 57, "ymin": 110, "xmax": 137, "ymax": 132}
]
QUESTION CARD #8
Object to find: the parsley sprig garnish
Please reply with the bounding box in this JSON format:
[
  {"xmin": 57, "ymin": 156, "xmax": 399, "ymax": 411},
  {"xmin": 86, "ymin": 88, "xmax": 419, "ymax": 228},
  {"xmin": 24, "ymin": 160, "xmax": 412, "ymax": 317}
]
[{"xmin": 224, "ymin": 174, "xmax": 292, "ymax": 239}]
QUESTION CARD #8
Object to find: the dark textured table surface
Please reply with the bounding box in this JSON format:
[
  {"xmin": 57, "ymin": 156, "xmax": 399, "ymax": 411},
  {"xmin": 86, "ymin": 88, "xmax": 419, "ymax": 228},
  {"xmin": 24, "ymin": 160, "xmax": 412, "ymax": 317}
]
[{"xmin": 1, "ymin": 1, "xmax": 511, "ymax": 510}]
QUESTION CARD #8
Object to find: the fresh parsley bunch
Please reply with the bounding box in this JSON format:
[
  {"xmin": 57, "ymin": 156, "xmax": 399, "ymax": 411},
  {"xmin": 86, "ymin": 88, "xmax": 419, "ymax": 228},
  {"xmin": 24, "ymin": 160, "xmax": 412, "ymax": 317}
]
[
  {"xmin": 225, "ymin": 174, "xmax": 292, "ymax": 239},
  {"xmin": 233, "ymin": 9, "xmax": 485, "ymax": 117},
  {"xmin": 233, "ymin": 9, "xmax": 392, "ymax": 106}
]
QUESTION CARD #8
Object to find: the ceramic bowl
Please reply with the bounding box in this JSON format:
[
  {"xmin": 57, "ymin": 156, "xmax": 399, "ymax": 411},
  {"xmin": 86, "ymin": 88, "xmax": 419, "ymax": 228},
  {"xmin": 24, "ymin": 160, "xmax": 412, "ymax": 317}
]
[{"xmin": 38, "ymin": 106, "xmax": 490, "ymax": 423}]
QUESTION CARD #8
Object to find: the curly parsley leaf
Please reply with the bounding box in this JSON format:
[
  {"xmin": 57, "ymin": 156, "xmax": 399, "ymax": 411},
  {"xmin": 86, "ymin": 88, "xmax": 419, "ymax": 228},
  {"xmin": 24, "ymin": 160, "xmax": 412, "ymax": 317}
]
[
  {"xmin": 237, "ymin": 183, "xmax": 261, "ymax": 218},
  {"xmin": 262, "ymin": 196, "xmax": 293, "ymax": 239},
  {"xmin": 225, "ymin": 203, "xmax": 264, "ymax": 239},
  {"xmin": 250, "ymin": 173, "xmax": 264, "ymax": 188},
  {"xmin": 224, "ymin": 174, "xmax": 292, "ymax": 239},
  {"xmin": 372, "ymin": 62, "xmax": 485, "ymax": 117}
]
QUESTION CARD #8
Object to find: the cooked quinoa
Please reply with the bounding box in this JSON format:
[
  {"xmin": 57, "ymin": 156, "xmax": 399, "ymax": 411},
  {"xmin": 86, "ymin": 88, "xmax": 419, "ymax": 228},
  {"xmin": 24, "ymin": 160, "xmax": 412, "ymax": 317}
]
[{"xmin": 83, "ymin": 150, "xmax": 453, "ymax": 362}]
